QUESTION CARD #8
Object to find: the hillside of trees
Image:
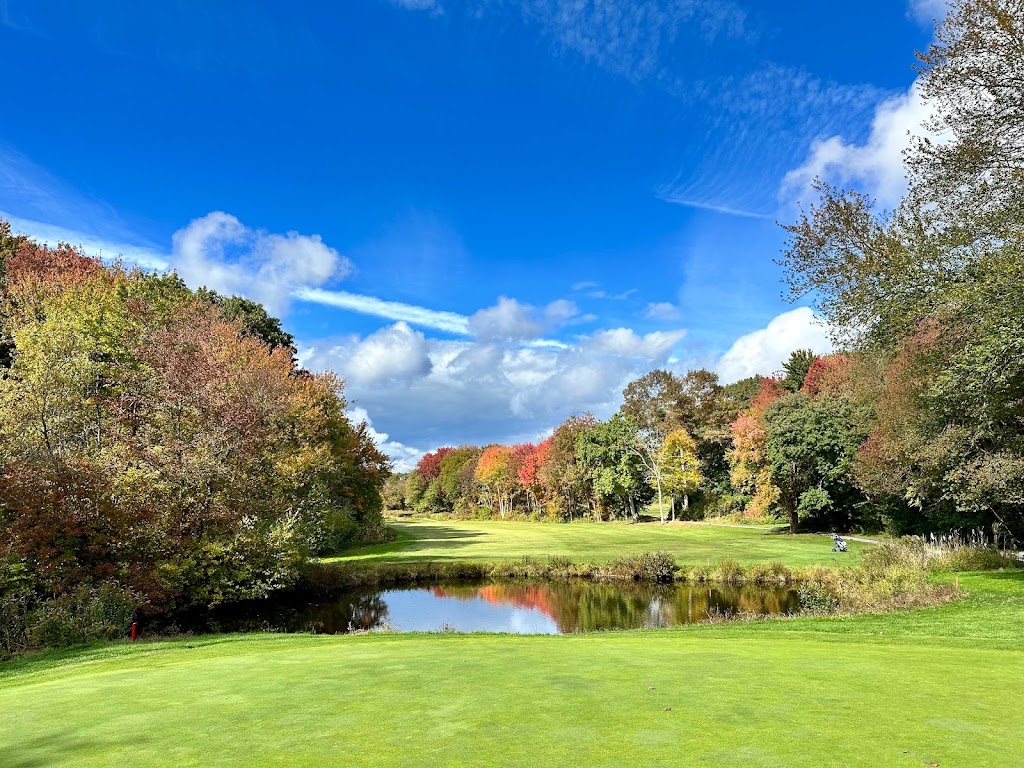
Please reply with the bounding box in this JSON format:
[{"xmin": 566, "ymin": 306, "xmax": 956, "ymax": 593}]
[
  {"xmin": 389, "ymin": 1, "xmax": 1024, "ymax": 545},
  {"xmin": 0, "ymin": 231, "xmax": 390, "ymax": 652}
]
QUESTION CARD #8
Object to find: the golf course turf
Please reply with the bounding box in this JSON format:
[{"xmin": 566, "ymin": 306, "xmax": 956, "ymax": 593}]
[
  {"xmin": 327, "ymin": 517, "xmax": 869, "ymax": 567},
  {"xmin": 2, "ymin": 524, "xmax": 1022, "ymax": 767}
]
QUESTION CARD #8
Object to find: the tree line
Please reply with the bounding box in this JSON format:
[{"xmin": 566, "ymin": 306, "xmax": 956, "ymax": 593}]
[
  {"xmin": 391, "ymin": 0, "xmax": 1024, "ymax": 544},
  {"xmin": 0, "ymin": 232, "xmax": 390, "ymax": 652}
]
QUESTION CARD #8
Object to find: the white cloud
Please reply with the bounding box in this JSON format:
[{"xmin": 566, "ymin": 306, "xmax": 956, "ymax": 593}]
[
  {"xmin": 346, "ymin": 406, "xmax": 424, "ymax": 473},
  {"xmin": 781, "ymin": 82, "xmax": 932, "ymax": 210},
  {"xmin": 716, "ymin": 307, "xmax": 834, "ymax": 383},
  {"xmin": 1, "ymin": 212, "xmax": 169, "ymax": 270},
  {"xmin": 468, "ymin": 296, "xmax": 579, "ymax": 341},
  {"xmin": 909, "ymin": 0, "xmax": 947, "ymax": 24},
  {"xmin": 587, "ymin": 328, "xmax": 687, "ymax": 358},
  {"xmin": 312, "ymin": 322, "xmax": 433, "ymax": 386},
  {"xmin": 645, "ymin": 302, "xmax": 682, "ymax": 321},
  {"xmin": 296, "ymin": 287, "xmax": 471, "ymax": 335},
  {"xmin": 390, "ymin": 0, "xmax": 439, "ymax": 10},
  {"xmin": 515, "ymin": 0, "xmax": 748, "ymax": 82},
  {"xmin": 170, "ymin": 212, "xmax": 349, "ymax": 315},
  {"xmin": 301, "ymin": 321, "xmax": 689, "ymax": 464},
  {"xmin": 469, "ymin": 297, "xmax": 543, "ymax": 340}
]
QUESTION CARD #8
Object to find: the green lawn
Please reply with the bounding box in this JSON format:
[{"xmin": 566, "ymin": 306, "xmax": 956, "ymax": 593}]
[
  {"xmin": 2, "ymin": 571, "xmax": 1022, "ymax": 767},
  {"xmin": 326, "ymin": 517, "xmax": 869, "ymax": 567}
]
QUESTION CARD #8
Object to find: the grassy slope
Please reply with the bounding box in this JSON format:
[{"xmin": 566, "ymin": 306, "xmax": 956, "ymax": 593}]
[
  {"xmin": 2, "ymin": 571, "xmax": 1022, "ymax": 767},
  {"xmin": 327, "ymin": 518, "xmax": 868, "ymax": 567}
]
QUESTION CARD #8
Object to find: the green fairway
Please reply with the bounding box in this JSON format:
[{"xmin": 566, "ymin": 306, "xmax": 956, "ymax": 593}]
[
  {"xmin": 327, "ymin": 517, "xmax": 868, "ymax": 567},
  {"xmin": 1, "ymin": 571, "xmax": 1022, "ymax": 767}
]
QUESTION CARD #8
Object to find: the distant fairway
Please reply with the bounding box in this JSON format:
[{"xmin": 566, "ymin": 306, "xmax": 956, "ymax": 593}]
[
  {"xmin": 2, "ymin": 571, "xmax": 1022, "ymax": 767},
  {"xmin": 325, "ymin": 517, "xmax": 868, "ymax": 567}
]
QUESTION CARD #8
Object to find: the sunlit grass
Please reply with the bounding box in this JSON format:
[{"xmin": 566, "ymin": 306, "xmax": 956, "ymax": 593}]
[
  {"xmin": 1, "ymin": 572, "xmax": 1022, "ymax": 767},
  {"xmin": 325, "ymin": 517, "xmax": 868, "ymax": 567}
]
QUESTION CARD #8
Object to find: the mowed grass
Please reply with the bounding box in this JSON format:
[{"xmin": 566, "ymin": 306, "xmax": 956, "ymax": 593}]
[
  {"xmin": 326, "ymin": 517, "xmax": 868, "ymax": 567},
  {"xmin": 1, "ymin": 571, "xmax": 1022, "ymax": 767}
]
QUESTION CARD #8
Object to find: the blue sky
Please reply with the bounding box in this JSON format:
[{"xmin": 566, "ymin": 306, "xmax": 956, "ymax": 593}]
[{"xmin": 0, "ymin": 0, "xmax": 942, "ymax": 468}]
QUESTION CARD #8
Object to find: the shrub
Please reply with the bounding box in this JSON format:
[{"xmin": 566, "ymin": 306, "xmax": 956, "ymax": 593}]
[
  {"xmin": 861, "ymin": 538, "xmax": 929, "ymax": 575},
  {"xmin": 929, "ymin": 546, "xmax": 1022, "ymax": 572},
  {"xmin": 798, "ymin": 582, "xmax": 840, "ymax": 613},
  {"xmin": 683, "ymin": 564, "xmax": 711, "ymax": 583},
  {"xmin": 746, "ymin": 561, "xmax": 793, "ymax": 585},
  {"xmin": 603, "ymin": 552, "xmax": 678, "ymax": 583},
  {"xmin": 27, "ymin": 584, "xmax": 143, "ymax": 649},
  {"xmin": 713, "ymin": 558, "xmax": 745, "ymax": 584}
]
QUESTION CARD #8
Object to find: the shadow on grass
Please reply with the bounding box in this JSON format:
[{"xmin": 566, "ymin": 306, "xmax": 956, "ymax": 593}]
[
  {"xmin": 0, "ymin": 731, "xmax": 153, "ymax": 768},
  {"xmin": 327, "ymin": 522, "xmax": 488, "ymax": 560}
]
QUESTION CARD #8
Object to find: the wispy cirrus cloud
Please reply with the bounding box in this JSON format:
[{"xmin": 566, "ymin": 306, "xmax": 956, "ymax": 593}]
[
  {"xmin": 514, "ymin": 0, "xmax": 750, "ymax": 83},
  {"xmin": 390, "ymin": 0, "xmax": 441, "ymax": 10},
  {"xmin": 295, "ymin": 287, "xmax": 472, "ymax": 336},
  {"xmin": 661, "ymin": 65, "xmax": 891, "ymax": 220},
  {"xmin": 385, "ymin": 0, "xmax": 750, "ymax": 86},
  {"xmin": 1, "ymin": 211, "xmax": 169, "ymax": 270}
]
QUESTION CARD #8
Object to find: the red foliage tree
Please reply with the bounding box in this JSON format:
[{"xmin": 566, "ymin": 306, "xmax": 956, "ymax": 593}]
[
  {"xmin": 801, "ymin": 354, "xmax": 852, "ymax": 397},
  {"xmin": 416, "ymin": 447, "xmax": 454, "ymax": 484}
]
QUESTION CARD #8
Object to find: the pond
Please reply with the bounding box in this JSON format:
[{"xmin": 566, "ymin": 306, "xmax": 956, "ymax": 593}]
[{"xmin": 205, "ymin": 580, "xmax": 801, "ymax": 635}]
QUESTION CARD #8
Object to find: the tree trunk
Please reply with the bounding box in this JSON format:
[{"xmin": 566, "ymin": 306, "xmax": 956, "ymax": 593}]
[
  {"xmin": 657, "ymin": 480, "xmax": 665, "ymax": 524},
  {"xmin": 789, "ymin": 505, "xmax": 799, "ymax": 534}
]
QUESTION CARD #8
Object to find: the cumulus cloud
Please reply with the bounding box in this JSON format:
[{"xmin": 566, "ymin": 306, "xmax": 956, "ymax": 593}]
[
  {"xmin": 645, "ymin": 302, "xmax": 682, "ymax": 321},
  {"xmin": 468, "ymin": 296, "xmax": 579, "ymax": 341},
  {"xmin": 301, "ymin": 321, "xmax": 689, "ymax": 464},
  {"xmin": 587, "ymin": 328, "xmax": 687, "ymax": 358},
  {"xmin": 307, "ymin": 322, "xmax": 433, "ymax": 386},
  {"xmin": 170, "ymin": 212, "xmax": 350, "ymax": 315},
  {"xmin": 781, "ymin": 82, "xmax": 932, "ymax": 211},
  {"xmin": 346, "ymin": 406, "xmax": 424, "ymax": 473},
  {"xmin": 715, "ymin": 307, "xmax": 834, "ymax": 383}
]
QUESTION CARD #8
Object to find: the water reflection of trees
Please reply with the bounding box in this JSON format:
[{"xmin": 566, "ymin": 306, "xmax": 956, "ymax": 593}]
[
  {"xmin": 211, "ymin": 582, "xmax": 798, "ymax": 635},
  {"xmin": 302, "ymin": 592, "xmax": 391, "ymax": 633},
  {"xmin": 428, "ymin": 582, "xmax": 799, "ymax": 633}
]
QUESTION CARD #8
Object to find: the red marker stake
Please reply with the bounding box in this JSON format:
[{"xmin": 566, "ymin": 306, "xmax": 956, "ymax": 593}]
[{"xmin": 131, "ymin": 622, "xmax": 138, "ymax": 642}]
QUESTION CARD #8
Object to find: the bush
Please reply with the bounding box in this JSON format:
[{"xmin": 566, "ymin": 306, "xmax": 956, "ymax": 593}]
[
  {"xmin": 798, "ymin": 582, "xmax": 840, "ymax": 613},
  {"xmin": 929, "ymin": 546, "xmax": 1022, "ymax": 572},
  {"xmin": 746, "ymin": 561, "xmax": 793, "ymax": 585},
  {"xmin": 24, "ymin": 584, "xmax": 144, "ymax": 650},
  {"xmin": 713, "ymin": 558, "xmax": 745, "ymax": 584},
  {"xmin": 683, "ymin": 564, "xmax": 711, "ymax": 583},
  {"xmin": 861, "ymin": 538, "xmax": 929, "ymax": 575},
  {"xmin": 603, "ymin": 552, "xmax": 678, "ymax": 583}
]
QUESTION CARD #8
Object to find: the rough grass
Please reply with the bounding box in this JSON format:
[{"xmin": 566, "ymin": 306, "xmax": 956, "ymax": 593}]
[
  {"xmin": 325, "ymin": 518, "xmax": 868, "ymax": 567},
  {"xmin": 1, "ymin": 571, "xmax": 1022, "ymax": 767}
]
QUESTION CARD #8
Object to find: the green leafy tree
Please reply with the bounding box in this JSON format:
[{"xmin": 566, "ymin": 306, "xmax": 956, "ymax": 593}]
[
  {"xmin": 781, "ymin": 349, "xmax": 819, "ymax": 392},
  {"xmin": 575, "ymin": 415, "xmax": 651, "ymax": 521},
  {"xmin": 764, "ymin": 393, "xmax": 869, "ymax": 533},
  {"xmin": 778, "ymin": 0, "xmax": 1024, "ymax": 538}
]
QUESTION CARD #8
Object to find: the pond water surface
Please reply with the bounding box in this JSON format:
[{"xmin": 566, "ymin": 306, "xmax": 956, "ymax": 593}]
[{"xmin": 208, "ymin": 580, "xmax": 800, "ymax": 635}]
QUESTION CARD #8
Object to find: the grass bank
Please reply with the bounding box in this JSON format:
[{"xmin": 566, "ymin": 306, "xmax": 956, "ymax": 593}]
[
  {"xmin": 1, "ymin": 571, "xmax": 1022, "ymax": 767},
  {"xmin": 326, "ymin": 518, "xmax": 867, "ymax": 567}
]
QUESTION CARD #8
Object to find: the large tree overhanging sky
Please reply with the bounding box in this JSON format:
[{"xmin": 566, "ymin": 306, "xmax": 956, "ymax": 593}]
[{"xmin": 0, "ymin": 0, "xmax": 941, "ymax": 468}]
